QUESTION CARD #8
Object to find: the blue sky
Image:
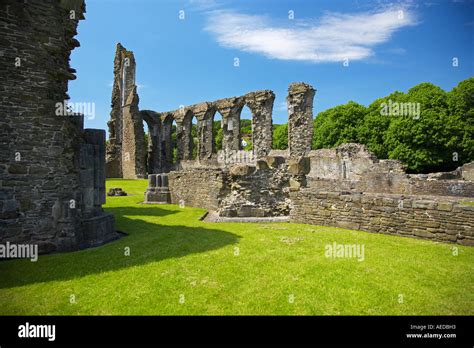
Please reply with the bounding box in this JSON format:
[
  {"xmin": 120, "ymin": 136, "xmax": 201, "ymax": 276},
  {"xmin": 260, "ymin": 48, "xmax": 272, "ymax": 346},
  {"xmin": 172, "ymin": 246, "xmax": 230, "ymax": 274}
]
[{"xmin": 69, "ymin": 0, "xmax": 474, "ymax": 135}]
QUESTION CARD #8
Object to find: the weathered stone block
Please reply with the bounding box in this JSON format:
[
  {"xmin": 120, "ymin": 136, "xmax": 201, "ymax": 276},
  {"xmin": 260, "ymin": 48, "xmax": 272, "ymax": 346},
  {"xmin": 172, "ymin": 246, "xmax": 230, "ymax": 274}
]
[
  {"xmin": 256, "ymin": 160, "xmax": 269, "ymax": 170},
  {"xmin": 413, "ymin": 200, "xmax": 437, "ymax": 209},
  {"xmin": 288, "ymin": 157, "xmax": 310, "ymax": 175},
  {"xmin": 230, "ymin": 164, "xmax": 256, "ymax": 177},
  {"xmin": 437, "ymin": 202, "xmax": 453, "ymax": 211},
  {"xmin": 265, "ymin": 156, "xmax": 286, "ymax": 168},
  {"xmin": 336, "ymin": 221, "xmax": 360, "ymax": 230},
  {"xmin": 8, "ymin": 164, "xmax": 28, "ymax": 174}
]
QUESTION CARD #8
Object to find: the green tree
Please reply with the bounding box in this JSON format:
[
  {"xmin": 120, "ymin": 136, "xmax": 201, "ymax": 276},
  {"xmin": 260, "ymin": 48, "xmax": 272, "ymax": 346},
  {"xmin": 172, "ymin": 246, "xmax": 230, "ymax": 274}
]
[
  {"xmin": 213, "ymin": 120, "xmax": 223, "ymax": 151},
  {"xmin": 273, "ymin": 124, "xmax": 288, "ymax": 150},
  {"xmin": 383, "ymin": 83, "xmax": 460, "ymax": 172},
  {"xmin": 240, "ymin": 119, "xmax": 252, "ymax": 136},
  {"xmin": 312, "ymin": 101, "xmax": 367, "ymax": 149},
  {"xmin": 446, "ymin": 77, "xmax": 474, "ymax": 164},
  {"xmin": 357, "ymin": 91, "xmax": 405, "ymax": 159}
]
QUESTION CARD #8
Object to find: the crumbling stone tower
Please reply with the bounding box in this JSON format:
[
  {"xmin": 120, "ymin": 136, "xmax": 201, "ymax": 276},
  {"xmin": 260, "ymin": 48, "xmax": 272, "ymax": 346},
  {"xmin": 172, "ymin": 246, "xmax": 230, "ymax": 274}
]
[
  {"xmin": 0, "ymin": 0, "xmax": 117, "ymax": 253},
  {"xmin": 106, "ymin": 44, "xmax": 146, "ymax": 179}
]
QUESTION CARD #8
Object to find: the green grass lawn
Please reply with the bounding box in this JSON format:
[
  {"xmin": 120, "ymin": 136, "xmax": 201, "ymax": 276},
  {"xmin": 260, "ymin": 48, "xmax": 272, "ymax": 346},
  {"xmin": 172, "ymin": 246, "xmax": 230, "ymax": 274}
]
[{"xmin": 0, "ymin": 179, "xmax": 473, "ymax": 315}]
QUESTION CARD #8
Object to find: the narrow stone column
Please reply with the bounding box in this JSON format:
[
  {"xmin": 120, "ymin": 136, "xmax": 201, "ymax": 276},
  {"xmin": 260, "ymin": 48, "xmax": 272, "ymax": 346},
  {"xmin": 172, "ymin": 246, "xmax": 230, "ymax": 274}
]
[
  {"xmin": 175, "ymin": 120, "xmax": 185, "ymax": 163},
  {"xmin": 182, "ymin": 110, "xmax": 194, "ymax": 160},
  {"xmin": 287, "ymin": 82, "xmax": 316, "ymax": 157},
  {"xmin": 148, "ymin": 121, "xmax": 161, "ymax": 174},
  {"xmin": 215, "ymin": 97, "xmax": 243, "ymax": 154},
  {"xmin": 194, "ymin": 103, "xmax": 215, "ymax": 161},
  {"xmin": 148, "ymin": 173, "xmax": 157, "ymax": 188},
  {"xmin": 245, "ymin": 90, "xmax": 275, "ymax": 159},
  {"xmin": 141, "ymin": 110, "xmax": 162, "ymax": 174},
  {"xmin": 121, "ymin": 86, "xmax": 146, "ymax": 179},
  {"xmin": 161, "ymin": 114, "xmax": 174, "ymax": 172}
]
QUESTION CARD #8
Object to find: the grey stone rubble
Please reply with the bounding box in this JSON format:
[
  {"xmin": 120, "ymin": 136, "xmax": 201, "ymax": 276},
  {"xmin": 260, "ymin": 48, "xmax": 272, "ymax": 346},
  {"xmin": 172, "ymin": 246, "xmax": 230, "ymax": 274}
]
[{"xmin": 107, "ymin": 188, "xmax": 127, "ymax": 196}]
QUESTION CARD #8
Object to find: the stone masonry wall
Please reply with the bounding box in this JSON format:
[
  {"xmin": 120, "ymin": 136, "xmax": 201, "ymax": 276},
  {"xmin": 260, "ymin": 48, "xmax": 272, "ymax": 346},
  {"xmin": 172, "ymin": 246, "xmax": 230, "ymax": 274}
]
[
  {"xmin": 307, "ymin": 144, "xmax": 474, "ymax": 197},
  {"xmin": 141, "ymin": 90, "xmax": 277, "ymax": 174},
  {"xmin": 0, "ymin": 0, "xmax": 116, "ymax": 253},
  {"xmin": 290, "ymin": 189, "xmax": 474, "ymax": 246},
  {"xmin": 168, "ymin": 169, "xmax": 230, "ymax": 210},
  {"xmin": 218, "ymin": 161, "xmax": 291, "ymax": 217}
]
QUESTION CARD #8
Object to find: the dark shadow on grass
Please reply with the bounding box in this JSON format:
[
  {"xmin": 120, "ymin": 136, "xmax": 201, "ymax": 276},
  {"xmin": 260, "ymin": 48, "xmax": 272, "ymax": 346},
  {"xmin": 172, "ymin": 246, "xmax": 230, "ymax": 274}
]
[
  {"xmin": 105, "ymin": 205, "xmax": 181, "ymax": 218},
  {"xmin": 0, "ymin": 206, "xmax": 240, "ymax": 289}
]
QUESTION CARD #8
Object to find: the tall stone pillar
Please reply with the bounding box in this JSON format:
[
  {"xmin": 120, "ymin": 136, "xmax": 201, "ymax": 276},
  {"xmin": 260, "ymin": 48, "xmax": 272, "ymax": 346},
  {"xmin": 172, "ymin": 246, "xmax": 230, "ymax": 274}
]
[
  {"xmin": 122, "ymin": 86, "xmax": 146, "ymax": 179},
  {"xmin": 245, "ymin": 90, "xmax": 275, "ymax": 159},
  {"xmin": 106, "ymin": 43, "xmax": 146, "ymax": 178},
  {"xmin": 194, "ymin": 103, "xmax": 214, "ymax": 161},
  {"xmin": 287, "ymin": 82, "xmax": 316, "ymax": 157},
  {"xmin": 161, "ymin": 114, "xmax": 174, "ymax": 172},
  {"xmin": 141, "ymin": 110, "xmax": 162, "ymax": 174},
  {"xmin": 181, "ymin": 110, "xmax": 194, "ymax": 160},
  {"xmin": 175, "ymin": 119, "xmax": 185, "ymax": 163},
  {"xmin": 215, "ymin": 97, "xmax": 243, "ymax": 154}
]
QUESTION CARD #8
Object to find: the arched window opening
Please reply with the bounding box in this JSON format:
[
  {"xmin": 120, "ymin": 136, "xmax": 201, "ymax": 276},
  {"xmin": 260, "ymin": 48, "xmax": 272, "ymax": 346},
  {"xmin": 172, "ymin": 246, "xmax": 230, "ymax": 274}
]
[{"xmin": 240, "ymin": 105, "xmax": 253, "ymax": 151}]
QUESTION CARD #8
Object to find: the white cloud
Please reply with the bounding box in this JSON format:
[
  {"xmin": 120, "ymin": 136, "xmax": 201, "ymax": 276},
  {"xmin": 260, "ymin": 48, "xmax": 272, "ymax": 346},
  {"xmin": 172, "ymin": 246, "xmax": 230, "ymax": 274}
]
[{"xmin": 204, "ymin": 5, "xmax": 417, "ymax": 63}]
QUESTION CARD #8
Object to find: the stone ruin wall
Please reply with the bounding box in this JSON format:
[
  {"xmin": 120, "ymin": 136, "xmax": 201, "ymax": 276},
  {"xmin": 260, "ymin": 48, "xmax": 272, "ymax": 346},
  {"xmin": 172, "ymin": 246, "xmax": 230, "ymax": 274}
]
[
  {"xmin": 0, "ymin": 0, "xmax": 117, "ymax": 253},
  {"xmin": 161, "ymin": 98, "xmax": 473, "ymax": 244},
  {"xmin": 107, "ymin": 44, "xmax": 290, "ymax": 178},
  {"xmin": 168, "ymin": 169, "xmax": 229, "ymax": 211},
  {"xmin": 290, "ymin": 190, "xmax": 474, "ymax": 246},
  {"xmin": 106, "ymin": 43, "xmax": 146, "ymax": 179},
  {"xmin": 140, "ymin": 89, "xmax": 276, "ymax": 175},
  {"xmin": 305, "ymin": 144, "xmax": 474, "ymax": 197}
]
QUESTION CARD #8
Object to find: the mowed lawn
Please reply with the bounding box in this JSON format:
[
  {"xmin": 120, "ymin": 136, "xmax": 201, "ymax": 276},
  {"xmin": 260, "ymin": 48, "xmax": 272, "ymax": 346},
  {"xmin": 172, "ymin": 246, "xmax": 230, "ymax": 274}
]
[{"xmin": 0, "ymin": 179, "xmax": 473, "ymax": 315}]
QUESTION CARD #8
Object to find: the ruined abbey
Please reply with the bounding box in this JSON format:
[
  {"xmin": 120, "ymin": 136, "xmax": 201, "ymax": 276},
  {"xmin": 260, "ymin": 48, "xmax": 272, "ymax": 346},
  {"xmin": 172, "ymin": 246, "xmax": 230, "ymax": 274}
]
[
  {"xmin": 106, "ymin": 43, "xmax": 474, "ymax": 246},
  {"xmin": 1, "ymin": 0, "xmax": 473, "ymax": 257}
]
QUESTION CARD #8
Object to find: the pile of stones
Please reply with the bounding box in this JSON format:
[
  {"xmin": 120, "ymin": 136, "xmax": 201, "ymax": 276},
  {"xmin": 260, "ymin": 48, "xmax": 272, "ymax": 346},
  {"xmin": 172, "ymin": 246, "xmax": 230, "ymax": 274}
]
[{"xmin": 107, "ymin": 188, "xmax": 127, "ymax": 196}]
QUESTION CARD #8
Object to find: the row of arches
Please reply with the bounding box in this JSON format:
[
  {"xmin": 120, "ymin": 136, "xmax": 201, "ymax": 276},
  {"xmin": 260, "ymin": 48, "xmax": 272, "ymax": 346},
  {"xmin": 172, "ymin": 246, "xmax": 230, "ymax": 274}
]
[
  {"xmin": 142, "ymin": 104, "xmax": 256, "ymax": 174},
  {"xmin": 141, "ymin": 90, "xmax": 275, "ymax": 174}
]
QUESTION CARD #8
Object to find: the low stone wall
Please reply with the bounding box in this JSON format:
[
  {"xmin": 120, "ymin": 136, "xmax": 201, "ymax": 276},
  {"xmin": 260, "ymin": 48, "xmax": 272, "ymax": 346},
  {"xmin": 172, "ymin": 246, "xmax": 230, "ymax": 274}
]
[
  {"xmin": 306, "ymin": 177, "xmax": 474, "ymax": 198},
  {"xmin": 168, "ymin": 169, "xmax": 229, "ymax": 210},
  {"xmin": 290, "ymin": 189, "xmax": 474, "ymax": 246}
]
